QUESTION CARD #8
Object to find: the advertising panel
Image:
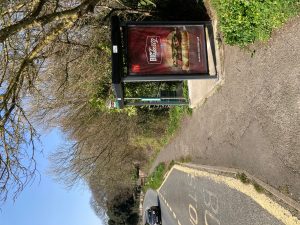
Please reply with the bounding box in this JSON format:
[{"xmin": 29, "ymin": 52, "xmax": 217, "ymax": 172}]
[{"xmin": 127, "ymin": 24, "xmax": 208, "ymax": 75}]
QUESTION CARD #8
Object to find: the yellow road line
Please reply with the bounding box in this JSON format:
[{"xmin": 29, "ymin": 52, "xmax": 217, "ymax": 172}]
[
  {"xmin": 170, "ymin": 164, "xmax": 300, "ymax": 225},
  {"xmin": 158, "ymin": 190, "xmax": 182, "ymax": 225}
]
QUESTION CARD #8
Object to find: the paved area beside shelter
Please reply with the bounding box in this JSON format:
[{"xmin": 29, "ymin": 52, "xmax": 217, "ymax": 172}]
[{"xmin": 188, "ymin": 20, "xmax": 224, "ymax": 108}]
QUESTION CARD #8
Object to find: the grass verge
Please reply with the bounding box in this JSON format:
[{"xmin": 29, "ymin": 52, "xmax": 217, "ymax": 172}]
[
  {"xmin": 165, "ymin": 81, "xmax": 192, "ymax": 140},
  {"xmin": 143, "ymin": 158, "xmax": 193, "ymax": 192},
  {"xmin": 143, "ymin": 162, "xmax": 166, "ymax": 191},
  {"xmin": 165, "ymin": 106, "xmax": 191, "ymax": 139},
  {"xmin": 134, "ymin": 82, "xmax": 192, "ymax": 172},
  {"xmin": 139, "ymin": 105, "xmax": 192, "ymax": 172},
  {"xmin": 212, "ymin": 0, "xmax": 300, "ymax": 46}
]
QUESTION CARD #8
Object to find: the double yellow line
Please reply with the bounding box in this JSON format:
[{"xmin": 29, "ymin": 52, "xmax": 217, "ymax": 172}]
[{"xmin": 159, "ymin": 164, "xmax": 300, "ymax": 225}]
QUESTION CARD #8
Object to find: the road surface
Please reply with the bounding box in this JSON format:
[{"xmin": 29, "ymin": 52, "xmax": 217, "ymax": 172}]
[{"xmin": 144, "ymin": 165, "xmax": 300, "ymax": 225}]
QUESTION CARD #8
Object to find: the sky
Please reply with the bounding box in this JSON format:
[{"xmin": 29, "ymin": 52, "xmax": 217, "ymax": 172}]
[{"xmin": 0, "ymin": 128, "xmax": 103, "ymax": 225}]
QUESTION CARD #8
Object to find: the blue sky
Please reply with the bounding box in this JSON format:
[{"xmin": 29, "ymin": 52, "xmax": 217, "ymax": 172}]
[{"xmin": 0, "ymin": 129, "xmax": 103, "ymax": 225}]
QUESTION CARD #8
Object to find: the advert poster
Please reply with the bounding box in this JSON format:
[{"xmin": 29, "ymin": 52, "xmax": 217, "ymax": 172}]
[{"xmin": 127, "ymin": 25, "xmax": 208, "ymax": 75}]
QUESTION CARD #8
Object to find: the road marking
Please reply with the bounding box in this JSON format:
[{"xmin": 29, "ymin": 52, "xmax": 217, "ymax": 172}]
[
  {"xmin": 205, "ymin": 210, "xmax": 220, "ymax": 225},
  {"xmin": 158, "ymin": 191, "xmax": 181, "ymax": 225},
  {"xmin": 158, "ymin": 170, "xmax": 173, "ymax": 192},
  {"xmin": 189, "ymin": 204, "xmax": 198, "ymax": 225},
  {"xmin": 173, "ymin": 212, "xmax": 177, "ymax": 219},
  {"xmin": 159, "ymin": 191, "xmax": 183, "ymax": 225},
  {"xmin": 158, "ymin": 191, "xmax": 181, "ymax": 221},
  {"xmin": 170, "ymin": 164, "xmax": 300, "ymax": 225}
]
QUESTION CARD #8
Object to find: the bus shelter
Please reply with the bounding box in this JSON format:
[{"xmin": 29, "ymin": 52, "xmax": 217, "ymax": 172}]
[{"xmin": 111, "ymin": 16, "xmax": 217, "ymax": 108}]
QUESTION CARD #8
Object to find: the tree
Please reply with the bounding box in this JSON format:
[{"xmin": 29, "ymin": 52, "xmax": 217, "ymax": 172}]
[
  {"xmin": 106, "ymin": 187, "xmax": 139, "ymax": 225},
  {"xmin": 0, "ymin": 0, "xmax": 106, "ymax": 202},
  {"xmin": 0, "ymin": 0, "xmax": 152, "ymax": 202}
]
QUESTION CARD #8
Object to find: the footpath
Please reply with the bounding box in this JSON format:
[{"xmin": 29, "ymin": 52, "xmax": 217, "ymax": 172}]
[{"xmin": 151, "ymin": 15, "xmax": 300, "ymax": 206}]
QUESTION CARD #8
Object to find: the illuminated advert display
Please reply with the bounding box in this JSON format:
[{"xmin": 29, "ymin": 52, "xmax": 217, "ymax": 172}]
[{"xmin": 127, "ymin": 25, "xmax": 208, "ymax": 75}]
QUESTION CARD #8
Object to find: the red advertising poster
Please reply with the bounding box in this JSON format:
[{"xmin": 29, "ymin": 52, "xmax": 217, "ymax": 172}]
[{"xmin": 127, "ymin": 25, "xmax": 208, "ymax": 75}]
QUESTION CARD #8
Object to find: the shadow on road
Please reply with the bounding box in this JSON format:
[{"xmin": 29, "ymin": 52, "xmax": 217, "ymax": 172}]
[{"xmin": 157, "ymin": 195, "xmax": 161, "ymax": 207}]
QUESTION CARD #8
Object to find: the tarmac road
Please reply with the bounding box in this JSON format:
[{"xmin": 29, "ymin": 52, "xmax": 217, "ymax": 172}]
[{"xmin": 154, "ymin": 165, "xmax": 300, "ymax": 225}]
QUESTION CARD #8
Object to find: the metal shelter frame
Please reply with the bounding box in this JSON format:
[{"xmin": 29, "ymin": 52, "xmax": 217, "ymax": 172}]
[{"xmin": 111, "ymin": 16, "xmax": 217, "ymax": 108}]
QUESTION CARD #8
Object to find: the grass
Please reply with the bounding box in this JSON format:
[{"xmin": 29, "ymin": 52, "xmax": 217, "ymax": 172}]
[
  {"xmin": 212, "ymin": 0, "xmax": 300, "ymax": 46},
  {"xmin": 143, "ymin": 162, "xmax": 166, "ymax": 191},
  {"xmin": 132, "ymin": 82, "xmax": 193, "ymax": 173},
  {"xmin": 143, "ymin": 160, "xmax": 182, "ymax": 191},
  {"xmin": 134, "ymin": 105, "xmax": 192, "ymax": 173},
  {"xmin": 166, "ymin": 106, "xmax": 191, "ymax": 137},
  {"xmin": 143, "ymin": 156, "xmax": 191, "ymax": 191}
]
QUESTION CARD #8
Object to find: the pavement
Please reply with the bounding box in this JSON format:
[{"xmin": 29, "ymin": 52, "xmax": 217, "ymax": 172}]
[
  {"xmin": 154, "ymin": 164, "xmax": 300, "ymax": 225},
  {"xmin": 188, "ymin": 18, "xmax": 224, "ymax": 108},
  {"xmin": 151, "ymin": 15, "xmax": 300, "ymax": 205}
]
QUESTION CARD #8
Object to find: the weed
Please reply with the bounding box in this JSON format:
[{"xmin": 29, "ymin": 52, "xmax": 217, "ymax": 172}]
[
  {"xmin": 183, "ymin": 81, "xmax": 189, "ymax": 100},
  {"xmin": 278, "ymin": 185, "xmax": 290, "ymax": 194},
  {"xmin": 236, "ymin": 172, "xmax": 250, "ymax": 184},
  {"xmin": 251, "ymin": 50, "xmax": 256, "ymax": 58},
  {"xmin": 215, "ymin": 84, "xmax": 222, "ymax": 93},
  {"xmin": 179, "ymin": 155, "xmax": 192, "ymax": 163},
  {"xmin": 253, "ymin": 182, "xmax": 264, "ymax": 193},
  {"xmin": 168, "ymin": 160, "xmax": 175, "ymax": 170},
  {"xmin": 237, "ymin": 173, "xmax": 265, "ymax": 193}
]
